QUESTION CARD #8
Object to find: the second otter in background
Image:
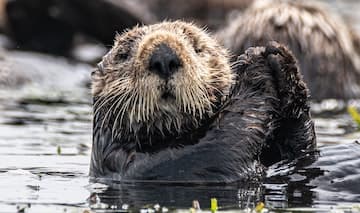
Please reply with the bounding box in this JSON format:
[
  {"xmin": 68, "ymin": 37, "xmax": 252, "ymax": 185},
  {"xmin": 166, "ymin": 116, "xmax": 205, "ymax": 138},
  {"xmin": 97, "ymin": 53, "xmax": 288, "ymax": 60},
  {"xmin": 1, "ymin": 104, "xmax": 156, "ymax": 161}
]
[{"xmin": 218, "ymin": 0, "xmax": 360, "ymax": 100}]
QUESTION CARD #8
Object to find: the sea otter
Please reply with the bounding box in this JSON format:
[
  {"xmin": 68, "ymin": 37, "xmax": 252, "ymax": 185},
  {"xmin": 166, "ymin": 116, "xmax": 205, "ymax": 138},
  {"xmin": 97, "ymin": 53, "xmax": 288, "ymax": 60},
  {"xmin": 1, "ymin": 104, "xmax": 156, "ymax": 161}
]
[
  {"xmin": 218, "ymin": 0, "xmax": 360, "ymax": 100},
  {"xmin": 90, "ymin": 21, "xmax": 315, "ymax": 183}
]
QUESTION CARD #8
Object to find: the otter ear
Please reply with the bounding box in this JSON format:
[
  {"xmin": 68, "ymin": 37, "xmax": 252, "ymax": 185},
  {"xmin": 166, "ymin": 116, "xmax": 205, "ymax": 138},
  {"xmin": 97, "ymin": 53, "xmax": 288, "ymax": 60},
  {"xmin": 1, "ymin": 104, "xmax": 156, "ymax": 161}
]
[
  {"xmin": 91, "ymin": 62, "xmax": 107, "ymax": 97},
  {"xmin": 92, "ymin": 62, "xmax": 105, "ymax": 77}
]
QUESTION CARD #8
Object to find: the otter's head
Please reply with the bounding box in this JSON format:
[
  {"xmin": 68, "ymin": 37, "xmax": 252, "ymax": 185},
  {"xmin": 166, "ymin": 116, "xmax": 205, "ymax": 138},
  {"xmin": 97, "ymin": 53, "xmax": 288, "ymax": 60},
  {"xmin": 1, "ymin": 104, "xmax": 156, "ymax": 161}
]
[{"xmin": 92, "ymin": 21, "xmax": 233, "ymax": 137}]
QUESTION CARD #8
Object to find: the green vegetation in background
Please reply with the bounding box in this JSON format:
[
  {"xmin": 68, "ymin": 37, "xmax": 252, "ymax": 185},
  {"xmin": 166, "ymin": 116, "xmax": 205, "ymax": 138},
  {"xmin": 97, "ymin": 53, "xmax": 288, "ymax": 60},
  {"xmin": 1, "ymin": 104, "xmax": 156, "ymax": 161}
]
[{"xmin": 348, "ymin": 106, "xmax": 360, "ymax": 127}]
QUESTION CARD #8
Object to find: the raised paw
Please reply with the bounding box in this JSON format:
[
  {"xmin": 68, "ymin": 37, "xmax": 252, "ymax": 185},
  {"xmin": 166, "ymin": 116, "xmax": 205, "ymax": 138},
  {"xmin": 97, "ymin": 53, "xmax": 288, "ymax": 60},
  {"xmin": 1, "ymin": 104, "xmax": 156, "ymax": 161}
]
[
  {"xmin": 261, "ymin": 42, "xmax": 316, "ymax": 161},
  {"xmin": 234, "ymin": 41, "xmax": 316, "ymax": 162},
  {"xmin": 262, "ymin": 41, "xmax": 310, "ymax": 118}
]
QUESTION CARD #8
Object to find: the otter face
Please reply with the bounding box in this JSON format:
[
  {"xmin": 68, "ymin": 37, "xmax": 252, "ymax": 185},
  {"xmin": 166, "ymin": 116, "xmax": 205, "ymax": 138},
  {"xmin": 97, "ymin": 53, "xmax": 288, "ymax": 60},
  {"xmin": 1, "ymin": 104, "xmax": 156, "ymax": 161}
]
[{"xmin": 92, "ymin": 21, "xmax": 233, "ymax": 135}]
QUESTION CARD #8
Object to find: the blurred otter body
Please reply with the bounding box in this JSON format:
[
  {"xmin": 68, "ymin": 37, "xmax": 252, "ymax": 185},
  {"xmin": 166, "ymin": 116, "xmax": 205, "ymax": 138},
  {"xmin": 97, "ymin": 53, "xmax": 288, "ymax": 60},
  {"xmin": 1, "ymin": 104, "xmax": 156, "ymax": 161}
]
[
  {"xmin": 145, "ymin": 0, "xmax": 252, "ymax": 30},
  {"xmin": 219, "ymin": 0, "xmax": 360, "ymax": 100},
  {"xmin": 90, "ymin": 21, "xmax": 315, "ymax": 182},
  {"xmin": 0, "ymin": 0, "xmax": 155, "ymax": 55}
]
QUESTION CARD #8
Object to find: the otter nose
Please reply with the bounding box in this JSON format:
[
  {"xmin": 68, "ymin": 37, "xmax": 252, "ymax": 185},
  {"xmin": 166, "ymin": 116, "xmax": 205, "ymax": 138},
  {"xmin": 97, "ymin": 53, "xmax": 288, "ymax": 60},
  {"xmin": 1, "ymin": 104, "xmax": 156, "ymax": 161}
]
[{"xmin": 149, "ymin": 43, "xmax": 181, "ymax": 79}]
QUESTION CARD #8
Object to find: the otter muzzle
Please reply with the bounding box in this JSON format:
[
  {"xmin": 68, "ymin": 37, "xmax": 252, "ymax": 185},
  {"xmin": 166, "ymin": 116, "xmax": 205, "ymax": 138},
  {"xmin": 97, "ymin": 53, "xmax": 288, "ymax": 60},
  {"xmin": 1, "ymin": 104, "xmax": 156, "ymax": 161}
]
[{"xmin": 149, "ymin": 43, "xmax": 182, "ymax": 79}]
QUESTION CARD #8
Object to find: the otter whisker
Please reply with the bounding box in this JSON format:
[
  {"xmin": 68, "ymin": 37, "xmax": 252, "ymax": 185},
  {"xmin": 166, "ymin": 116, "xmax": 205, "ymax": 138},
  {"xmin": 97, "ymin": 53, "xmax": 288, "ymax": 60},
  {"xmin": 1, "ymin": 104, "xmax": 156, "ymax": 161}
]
[
  {"xmin": 104, "ymin": 79, "xmax": 132, "ymax": 94},
  {"xmin": 133, "ymin": 89, "xmax": 141, "ymax": 122},
  {"xmin": 93, "ymin": 91, "xmax": 119, "ymax": 109},
  {"xmin": 139, "ymin": 93, "xmax": 145, "ymax": 122},
  {"xmin": 138, "ymin": 91, "xmax": 144, "ymax": 122},
  {"xmin": 194, "ymin": 85, "xmax": 210, "ymax": 113},
  {"xmin": 94, "ymin": 94, "xmax": 118, "ymax": 116},
  {"xmin": 139, "ymin": 83, "xmax": 149, "ymax": 122},
  {"xmin": 93, "ymin": 95, "xmax": 108, "ymax": 108},
  {"xmin": 129, "ymin": 91, "xmax": 140, "ymax": 124},
  {"xmin": 206, "ymin": 84, "xmax": 225, "ymax": 95},
  {"xmin": 176, "ymin": 87, "xmax": 187, "ymax": 113},
  {"xmin": 111, "ymin": 109, "xmax": 121, "ymax": 139},
  {"xmin": 119, "ymin": 90, "xmax": 137, "ymax": 131},
  {"xmin": 111, "ymin": 91, "xmax": 133, "ymax": 138},
  {"xmin": 112, "ymin": 96, "xmax": 134, "ymax": 137},
  {"xmin": 187, "ymin": 87, "xmax": 199, "ymax": 116},
  {"xmin": 184, "ymin": 89, "xmax": 192, "ymax": 114},
  {"xmin": 145, "ymin": 88, "xmax": 151, "ymax": 120},
  {"xmin": 101, "ymin": 96, "xmax": 122, "ymax": 134}
]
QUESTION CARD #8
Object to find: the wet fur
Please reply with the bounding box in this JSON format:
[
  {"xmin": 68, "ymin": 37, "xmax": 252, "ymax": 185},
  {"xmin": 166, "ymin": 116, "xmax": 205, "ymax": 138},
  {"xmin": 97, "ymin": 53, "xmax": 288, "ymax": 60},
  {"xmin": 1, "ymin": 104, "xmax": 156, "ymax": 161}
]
[{"xmin": 90, "ymin": 22, "xmax": 315, "ymax": 182}]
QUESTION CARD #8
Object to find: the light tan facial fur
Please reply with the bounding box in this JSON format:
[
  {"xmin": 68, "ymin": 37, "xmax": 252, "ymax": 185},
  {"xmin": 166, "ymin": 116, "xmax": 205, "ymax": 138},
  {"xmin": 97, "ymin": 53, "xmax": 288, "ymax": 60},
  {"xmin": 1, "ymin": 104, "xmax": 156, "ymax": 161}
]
[{"xmin": 92, "ymin": 21, "xmax": 234, "ymax": 135}]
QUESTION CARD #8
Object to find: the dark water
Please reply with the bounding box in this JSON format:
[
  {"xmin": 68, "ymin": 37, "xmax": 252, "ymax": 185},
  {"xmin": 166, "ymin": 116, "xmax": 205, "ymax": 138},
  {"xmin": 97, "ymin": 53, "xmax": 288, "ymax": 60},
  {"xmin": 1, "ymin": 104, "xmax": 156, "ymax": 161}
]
[{"xmin": 1, "ymin": 1, "xmax": 360, "ymax": 213}]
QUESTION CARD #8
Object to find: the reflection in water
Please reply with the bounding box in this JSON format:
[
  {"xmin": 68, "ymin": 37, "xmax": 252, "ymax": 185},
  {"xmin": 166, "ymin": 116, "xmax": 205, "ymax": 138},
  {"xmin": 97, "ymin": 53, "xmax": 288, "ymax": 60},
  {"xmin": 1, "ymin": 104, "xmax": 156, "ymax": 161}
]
[
  {"xmin": 88, "ymin": 143, "xmax": 360, "ymax": 211},
  {"xmin": 88, "ymin": 181, "xmax": 262, "ymax": 210}
]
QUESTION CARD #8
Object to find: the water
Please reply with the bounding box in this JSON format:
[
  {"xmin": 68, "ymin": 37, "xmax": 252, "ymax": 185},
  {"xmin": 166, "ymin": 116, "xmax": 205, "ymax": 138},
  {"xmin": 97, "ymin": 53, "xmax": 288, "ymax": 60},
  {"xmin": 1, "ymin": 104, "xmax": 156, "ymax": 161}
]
[
  {"xmin": 0, "ymin": 90, "xmax": 91, "ymax": 211},
  {"xmin": 1, "ymin": 1, "xmax": 360, "ymax": 212}
]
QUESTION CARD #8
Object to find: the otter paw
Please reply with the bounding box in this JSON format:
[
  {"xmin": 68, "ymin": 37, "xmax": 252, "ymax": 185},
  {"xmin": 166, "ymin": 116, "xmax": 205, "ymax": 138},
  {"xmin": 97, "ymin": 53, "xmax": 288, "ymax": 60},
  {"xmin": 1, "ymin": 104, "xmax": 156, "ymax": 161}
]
[{"xmin": 262, "ymin": 41, "xmax": 310, "ymax": 118}]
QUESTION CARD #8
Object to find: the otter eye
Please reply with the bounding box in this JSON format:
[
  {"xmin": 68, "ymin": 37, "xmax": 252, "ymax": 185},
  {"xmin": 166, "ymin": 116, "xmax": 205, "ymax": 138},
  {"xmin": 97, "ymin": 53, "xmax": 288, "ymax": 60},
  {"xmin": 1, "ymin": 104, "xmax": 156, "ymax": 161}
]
[
  {"xmin": 194, "ymin": 46, "xmax": 203, "ymax": 54},
  {"xmin": 115, "ymin": 52, "xmax": 129, "ymax": 61}
]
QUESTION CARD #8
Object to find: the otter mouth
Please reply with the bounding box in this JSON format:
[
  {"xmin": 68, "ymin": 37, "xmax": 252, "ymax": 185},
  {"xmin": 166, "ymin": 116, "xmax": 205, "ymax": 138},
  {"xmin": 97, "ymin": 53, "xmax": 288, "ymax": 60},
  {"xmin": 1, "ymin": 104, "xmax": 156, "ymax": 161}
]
[
  {"xmin": 159, "ymin": 82, "xmax": 176, "ymax": 101},
  {"xmin": 161, "ymin": 91, "xmax": 176, "ymax": 100}
]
